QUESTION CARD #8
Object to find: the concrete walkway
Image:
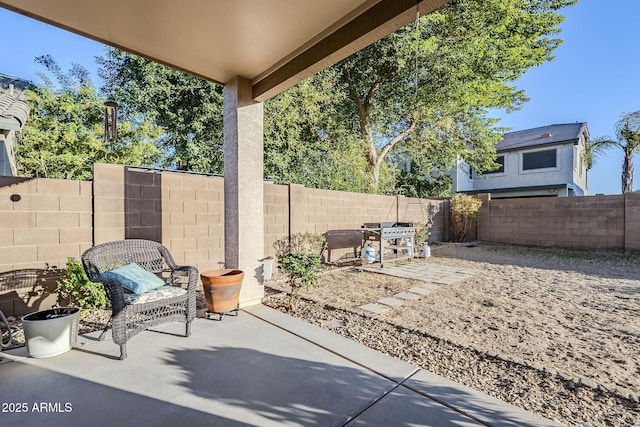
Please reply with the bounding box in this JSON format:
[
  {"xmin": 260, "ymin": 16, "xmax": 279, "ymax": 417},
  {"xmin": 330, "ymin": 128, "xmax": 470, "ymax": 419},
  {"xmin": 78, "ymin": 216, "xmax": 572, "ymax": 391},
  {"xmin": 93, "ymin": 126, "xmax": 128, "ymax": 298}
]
[
  {"xmin": 1, "ymin": 305, "xmax": 559, "ymax": 426},
  {"xmin": 358, "ymin": 261, "xmax": 478, "ymax": 315}
]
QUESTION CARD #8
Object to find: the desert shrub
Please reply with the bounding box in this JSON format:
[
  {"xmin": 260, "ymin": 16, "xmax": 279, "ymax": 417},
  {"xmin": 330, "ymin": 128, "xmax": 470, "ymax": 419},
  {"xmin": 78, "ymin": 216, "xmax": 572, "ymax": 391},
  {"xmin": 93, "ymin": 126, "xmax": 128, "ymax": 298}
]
[{"xmin": 450, "ymin": 193, "xmax": 482, "ymax": 242}]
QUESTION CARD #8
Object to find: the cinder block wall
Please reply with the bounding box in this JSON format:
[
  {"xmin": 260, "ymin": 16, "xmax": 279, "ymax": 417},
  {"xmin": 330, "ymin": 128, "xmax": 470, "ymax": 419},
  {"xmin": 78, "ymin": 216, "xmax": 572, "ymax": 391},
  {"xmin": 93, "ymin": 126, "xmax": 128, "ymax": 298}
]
[
  {"xmin": 264, "ymin": 183, "xmax": 289, "ymax": 257},
  {"xmin": 289, "ymin": 185, "xmax": 400, "ymax": 235},
  {"xmin": 284, "ymin": 186, "xmax": 394, "ymax": 261},
  {"xmin": 624, "ymin": 193, "xmax": 640, "ymax": 251},
  {"xmin": 279, "ymin": 185, "xmax": 446, "ymax": 260},
  {"xmin": 9, "ymin": 163, "xmax": 639, "ymax": 316},
  {"xmin": 158, "ymin": 169, "xmax": 225, "ymax": 271},
  {"xmin": 93, "ymin": 163, "xmax": 125, "ymax": 243},
  {"xmin": 0, "ymin": 176, "xmax": 92, "ymax": 316},
  {"xmin": 396, "ymin": 196, "xmax": 447, "ymax": 242},
  {"xmin": 476, "ymin": 194, "xmax": 627, "ymax": 250},
  {"xmin": 94, "ymin": 164, "xmax": 226, "ymax": 274}
]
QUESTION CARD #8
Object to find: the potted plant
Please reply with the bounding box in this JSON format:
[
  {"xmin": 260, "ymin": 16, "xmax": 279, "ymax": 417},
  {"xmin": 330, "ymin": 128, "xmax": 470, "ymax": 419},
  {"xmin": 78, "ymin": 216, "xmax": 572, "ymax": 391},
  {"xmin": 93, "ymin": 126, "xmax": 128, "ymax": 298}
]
[
  {"xmin": 22, "ymin": 257, "xmax": 107, "ymax": 358},
  {"xmin": 414, "ymin": 224, "xmax": 431, "ymax": 258},
  {"xmin": 273, "ymin": 232, "xmax": 325, "ymax": 312},
  {"xmin": 22, "ymin": 306, "xmax": 81, "ymax": 358}
]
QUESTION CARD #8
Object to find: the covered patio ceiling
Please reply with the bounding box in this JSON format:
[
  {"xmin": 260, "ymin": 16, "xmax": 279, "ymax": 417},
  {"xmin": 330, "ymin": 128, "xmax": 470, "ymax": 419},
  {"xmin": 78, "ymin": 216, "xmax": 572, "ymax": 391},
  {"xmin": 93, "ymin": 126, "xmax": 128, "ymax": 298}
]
[{"xmin": 0, "ymin": 0, "xmax": 450, "ymax": 101}]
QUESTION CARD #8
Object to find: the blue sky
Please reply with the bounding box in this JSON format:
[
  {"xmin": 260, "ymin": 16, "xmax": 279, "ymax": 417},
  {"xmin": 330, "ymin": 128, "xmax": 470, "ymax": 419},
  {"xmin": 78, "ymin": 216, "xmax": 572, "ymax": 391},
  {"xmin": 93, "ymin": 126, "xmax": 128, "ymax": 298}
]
[{"xmin": 2, "ymin": 0, "xmax": 639, "ymax": 195}]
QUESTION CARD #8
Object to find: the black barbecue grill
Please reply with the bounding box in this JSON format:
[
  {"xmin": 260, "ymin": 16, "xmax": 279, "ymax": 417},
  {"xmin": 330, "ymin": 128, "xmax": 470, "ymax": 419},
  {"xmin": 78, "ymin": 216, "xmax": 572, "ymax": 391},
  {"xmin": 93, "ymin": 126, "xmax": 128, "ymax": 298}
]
[{"xmin": 362, "ymin": 222, "xmax": 415, "ymax": 267}]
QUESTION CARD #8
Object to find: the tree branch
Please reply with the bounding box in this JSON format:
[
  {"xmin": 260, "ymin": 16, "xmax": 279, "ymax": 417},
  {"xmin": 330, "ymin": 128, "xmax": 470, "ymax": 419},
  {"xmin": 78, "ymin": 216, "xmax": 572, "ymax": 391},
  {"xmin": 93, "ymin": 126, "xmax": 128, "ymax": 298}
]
[{"xmin": 376, "ymin": 121, "xmax": 417, "ymax": 167}]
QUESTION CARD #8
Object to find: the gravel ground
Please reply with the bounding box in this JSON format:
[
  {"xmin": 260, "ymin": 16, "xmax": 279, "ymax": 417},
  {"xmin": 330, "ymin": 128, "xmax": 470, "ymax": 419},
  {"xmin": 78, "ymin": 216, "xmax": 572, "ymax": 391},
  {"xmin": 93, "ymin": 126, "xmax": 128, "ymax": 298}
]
[{"xmin": 263, "ymin": 243, "xmax": 640, "ymax": 427}]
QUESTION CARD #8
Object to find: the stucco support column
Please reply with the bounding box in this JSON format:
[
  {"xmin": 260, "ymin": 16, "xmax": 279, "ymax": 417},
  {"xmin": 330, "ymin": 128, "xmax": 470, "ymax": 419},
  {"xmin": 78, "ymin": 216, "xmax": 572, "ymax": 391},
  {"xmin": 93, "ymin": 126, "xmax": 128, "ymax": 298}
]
[{"xmin": 223, "ymin": 76, "xmax": 264, "ymax": 307}]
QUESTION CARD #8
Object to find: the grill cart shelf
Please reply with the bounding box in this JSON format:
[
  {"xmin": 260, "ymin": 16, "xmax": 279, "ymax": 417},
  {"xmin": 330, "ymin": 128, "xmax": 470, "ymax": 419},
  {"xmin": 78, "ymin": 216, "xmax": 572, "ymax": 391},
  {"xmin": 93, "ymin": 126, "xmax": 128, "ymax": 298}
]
[{"xmin": 362, "ymin": 222, "xmax": 415, "ymax": 268}]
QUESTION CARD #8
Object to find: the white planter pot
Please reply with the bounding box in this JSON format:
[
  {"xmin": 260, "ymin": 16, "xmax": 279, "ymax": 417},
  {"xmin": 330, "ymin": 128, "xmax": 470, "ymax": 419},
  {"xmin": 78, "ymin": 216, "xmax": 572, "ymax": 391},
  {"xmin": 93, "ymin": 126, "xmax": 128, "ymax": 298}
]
[
  {"xmin": 263, "ymin": 257, "xmax": 274, "ymax": 281},
  {"xmin": 419, "ymin": 243, "xmax": 431, "ymax": 258},
  {"xmin": 22, "ymin": 307, "xmax": 80, "ymax": 358}
]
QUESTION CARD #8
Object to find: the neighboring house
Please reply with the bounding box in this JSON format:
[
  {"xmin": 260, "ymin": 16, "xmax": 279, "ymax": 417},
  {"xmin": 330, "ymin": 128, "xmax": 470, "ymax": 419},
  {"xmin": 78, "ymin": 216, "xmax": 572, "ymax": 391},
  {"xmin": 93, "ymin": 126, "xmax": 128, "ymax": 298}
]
[
  {"xmin": 0, "ymin": 74, "xmax": 33, "ymax": 176},
  {"xmin": 452, "ymin": 123, "xmax": 590, "ymax": 199}
]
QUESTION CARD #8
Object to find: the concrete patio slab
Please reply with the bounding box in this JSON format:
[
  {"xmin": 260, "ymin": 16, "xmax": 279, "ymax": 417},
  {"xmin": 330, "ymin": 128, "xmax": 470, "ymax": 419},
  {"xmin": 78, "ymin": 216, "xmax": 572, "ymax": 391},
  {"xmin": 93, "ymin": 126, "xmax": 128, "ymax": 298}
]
[
  {"xmin": 404, "ymin": 370, "xmax": 561, "ymax": 427},
  {"xmin": 3, "ymin": 310, "xmax": 398, "ymax": 426},
  {"xmin": 346, "ymin": 384, "xmax": 484, "ymax": 427},
  {"xmin": 244, "ymin": 305, "xmax": 414, "ymax": 383},
  {"xmin": 0, "ymin": 305, "xmax": 560, "ymax": 426}
]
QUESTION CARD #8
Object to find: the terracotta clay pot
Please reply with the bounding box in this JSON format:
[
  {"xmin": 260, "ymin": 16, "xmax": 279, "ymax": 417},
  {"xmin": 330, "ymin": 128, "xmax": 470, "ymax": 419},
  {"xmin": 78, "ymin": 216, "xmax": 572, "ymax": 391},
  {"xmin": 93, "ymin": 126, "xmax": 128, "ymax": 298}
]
[{"xmin": 200, "ymin": 269, "xmax": 244, "ymax": 314}]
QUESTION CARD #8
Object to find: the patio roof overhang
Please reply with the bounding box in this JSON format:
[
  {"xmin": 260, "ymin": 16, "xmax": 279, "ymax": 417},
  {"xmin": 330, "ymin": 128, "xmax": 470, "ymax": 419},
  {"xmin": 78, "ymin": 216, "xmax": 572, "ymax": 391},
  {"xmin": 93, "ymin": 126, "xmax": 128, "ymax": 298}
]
[{"xmin": 0, "ymin": 0, "xmax": 450, "ymax": 101}]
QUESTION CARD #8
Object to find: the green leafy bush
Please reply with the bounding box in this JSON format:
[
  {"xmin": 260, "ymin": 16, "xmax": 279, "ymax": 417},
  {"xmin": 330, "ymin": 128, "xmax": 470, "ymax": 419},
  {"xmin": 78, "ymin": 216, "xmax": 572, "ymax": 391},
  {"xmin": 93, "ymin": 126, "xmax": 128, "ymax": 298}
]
[
  {"xmin": 56, "ymin": 257, "xmax": 108, "ymax": 316},
  {"xmin": 273, "ymin": 232, "xmax": 325, "ymax": 312}
]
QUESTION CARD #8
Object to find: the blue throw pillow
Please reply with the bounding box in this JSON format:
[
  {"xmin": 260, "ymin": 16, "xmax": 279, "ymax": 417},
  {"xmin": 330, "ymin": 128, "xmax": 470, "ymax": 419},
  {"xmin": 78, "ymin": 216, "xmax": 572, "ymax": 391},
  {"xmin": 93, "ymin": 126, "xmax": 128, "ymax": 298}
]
[{"xmin": 102, "ymin": 263, "xmax": 166, "ymax": 295}]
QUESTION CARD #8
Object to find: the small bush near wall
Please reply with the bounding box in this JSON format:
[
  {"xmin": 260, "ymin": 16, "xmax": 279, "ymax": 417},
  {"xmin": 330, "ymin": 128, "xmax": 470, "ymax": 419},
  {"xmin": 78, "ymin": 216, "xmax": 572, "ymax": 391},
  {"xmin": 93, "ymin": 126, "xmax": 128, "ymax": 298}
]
[
  {"xmin": 273, "ymin": 232, "xmax": 325, "ymax": 313},
  {"xmin": 450, "ymin": 194, "xmax": 482, "ymax": 242}
]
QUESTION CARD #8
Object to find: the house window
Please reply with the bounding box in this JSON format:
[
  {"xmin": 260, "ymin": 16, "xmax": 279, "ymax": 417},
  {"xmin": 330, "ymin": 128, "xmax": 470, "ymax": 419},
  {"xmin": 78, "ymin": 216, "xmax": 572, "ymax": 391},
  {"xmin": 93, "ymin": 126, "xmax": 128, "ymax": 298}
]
[
  {"xmin": 522, "ymin": 149, "xmax": 556, "ymax": 170},
  {"xmin": 485, "ymin": 155, "xmax": 505, "ymax": 174},
  {"xmin": 579, "ymin": 157, "xmax": 583, "ymax": 177}
]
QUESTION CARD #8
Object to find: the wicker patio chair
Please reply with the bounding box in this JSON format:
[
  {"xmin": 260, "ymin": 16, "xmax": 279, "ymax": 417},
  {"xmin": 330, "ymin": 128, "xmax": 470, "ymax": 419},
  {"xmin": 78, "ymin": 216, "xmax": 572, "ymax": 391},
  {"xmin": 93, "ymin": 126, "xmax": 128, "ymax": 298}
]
[{"xmin": 81, "ymin": 239, "xmax": 197, "ymax": 360}]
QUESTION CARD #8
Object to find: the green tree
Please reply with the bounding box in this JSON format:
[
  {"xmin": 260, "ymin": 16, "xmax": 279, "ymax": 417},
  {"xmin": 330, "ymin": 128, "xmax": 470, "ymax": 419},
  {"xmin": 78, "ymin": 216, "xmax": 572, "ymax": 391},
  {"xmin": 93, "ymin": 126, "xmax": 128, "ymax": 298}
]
[
  {"xmin": 94, "ymin": 0, "xmax": 576, "ymax": 195},
  {"xmin": 588, "ymin": 110, "xmax": 640, "ymax": 193},
  {"xmin": 264, "ymin": 70, "xmax": 390, "ymax": 193},
  {"xmin": 332, "ymin": 0, "xmax": 577, "ymax": 191},
  {"xmin": 17, "ymin": 55, "xmax": 161, "ymax": 180},
  {"xmin": 100, "ymin": 51, "xmax": 382, "ymax": 193},
  {"xmin": 98, "ymin": 48, "xmax": 225, "ymax": 173}
]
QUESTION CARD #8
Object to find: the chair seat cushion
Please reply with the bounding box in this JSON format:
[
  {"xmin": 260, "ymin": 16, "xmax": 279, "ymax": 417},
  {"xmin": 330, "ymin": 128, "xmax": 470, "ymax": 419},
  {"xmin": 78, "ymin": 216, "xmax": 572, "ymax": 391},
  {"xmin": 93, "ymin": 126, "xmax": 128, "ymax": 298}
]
[
  {"xmin": 102, "ymin": 263, "xmax": 166, "ymax": 294},
  {"xmin": 123, "ymin": 285, "xmax": 187, "ymax": 305}
]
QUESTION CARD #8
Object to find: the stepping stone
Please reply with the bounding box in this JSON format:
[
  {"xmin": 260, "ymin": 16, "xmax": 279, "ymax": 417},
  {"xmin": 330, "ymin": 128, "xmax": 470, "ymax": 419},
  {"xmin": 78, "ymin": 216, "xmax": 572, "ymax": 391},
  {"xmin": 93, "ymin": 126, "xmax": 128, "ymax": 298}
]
[
  {"xmin": 394, "ymin": 292, "xmax": 421, "ymax": 301},
  {"xmin": 358, "ymin": 303, "xmax": 389, "ymax": 315},
  {"xmin": 321, "ymin": 319, "xmax": 346, "ymax": 328},
  {"xmin": 377, "ymin": 297, "xmax": 404, "ymax": 307},
  {"xmin": 432, "ymin": 277, "xmax": 463, "ymax": 285},
  {"xmin": 408, "ymin": 287, "xmax": 436, "ymax": 296}
]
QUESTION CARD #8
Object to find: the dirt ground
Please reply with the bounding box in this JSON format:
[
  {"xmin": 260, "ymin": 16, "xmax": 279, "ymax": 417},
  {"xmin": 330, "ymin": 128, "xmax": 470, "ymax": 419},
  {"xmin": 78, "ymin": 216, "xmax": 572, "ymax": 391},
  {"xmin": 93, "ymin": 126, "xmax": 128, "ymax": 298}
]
[{"xmin": 289, "ymin": 243, "xmax": 640, "ymax": 397}]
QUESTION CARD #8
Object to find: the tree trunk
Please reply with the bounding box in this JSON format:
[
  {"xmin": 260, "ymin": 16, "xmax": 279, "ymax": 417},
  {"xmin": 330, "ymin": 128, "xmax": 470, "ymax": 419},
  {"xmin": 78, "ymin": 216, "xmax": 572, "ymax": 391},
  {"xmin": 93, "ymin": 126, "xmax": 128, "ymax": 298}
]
[
  {"xmin": 622, "ymin": 152, "xmax": 634, "ymax": 193},
  {"xmin": 346, "ymin": 68, "xmax": 417, "ymax": 192},
  {"xmin": 361, "ymin": 120, "xmax": 379, "ymax": 192},
  {"xmin": 360, "ymin": 122, "xmax": 416, "ymax": 192}
]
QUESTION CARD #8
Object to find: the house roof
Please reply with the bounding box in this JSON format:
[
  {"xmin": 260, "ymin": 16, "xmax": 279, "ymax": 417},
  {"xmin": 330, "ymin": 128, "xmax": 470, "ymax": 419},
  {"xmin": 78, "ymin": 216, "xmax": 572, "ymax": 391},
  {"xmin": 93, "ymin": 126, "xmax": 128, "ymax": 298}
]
[
  {"xmin": 496, "ymin": 122, "xmax": 588, "ymax": 152},
  {"xmin": 0, "ymin": 74, "xmax": 32, "ymax": 131}
]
